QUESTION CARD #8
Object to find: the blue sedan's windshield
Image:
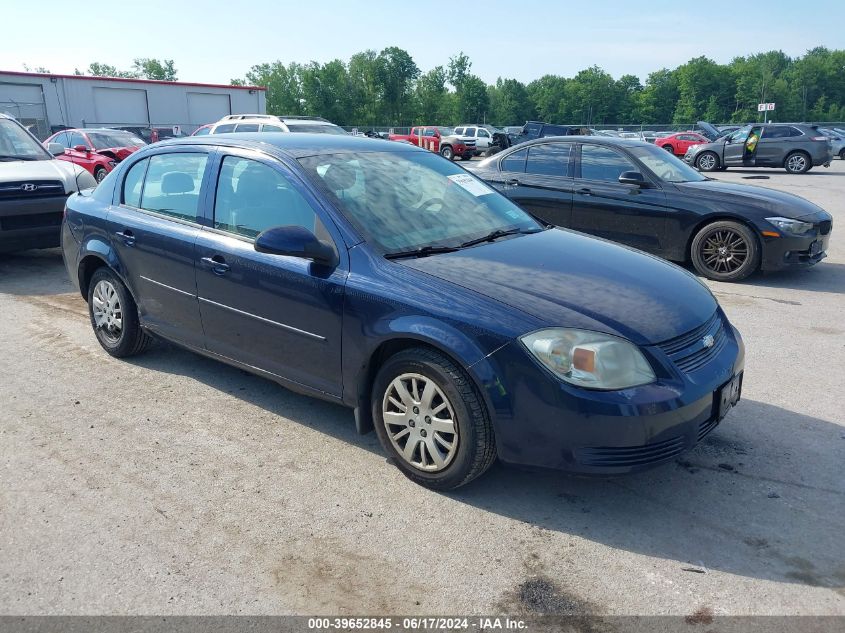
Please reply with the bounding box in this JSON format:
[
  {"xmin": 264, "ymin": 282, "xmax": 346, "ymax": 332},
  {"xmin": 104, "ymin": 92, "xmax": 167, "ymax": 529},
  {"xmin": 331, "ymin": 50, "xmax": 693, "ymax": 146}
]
[{"xmin": 298, "ymin": 150, "xmax": 540, "ymax": 253}]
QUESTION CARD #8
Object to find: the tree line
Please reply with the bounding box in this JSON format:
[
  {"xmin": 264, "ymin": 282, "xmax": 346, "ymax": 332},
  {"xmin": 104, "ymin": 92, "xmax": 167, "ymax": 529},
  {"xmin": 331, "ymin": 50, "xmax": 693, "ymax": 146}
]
[
  {"xmin": 230, "ymin": 47, "xmax": 845, "ymax": 127},
  {"xmin": 29, "ymin": 47, "xmax": 845, "ymax": 126}
]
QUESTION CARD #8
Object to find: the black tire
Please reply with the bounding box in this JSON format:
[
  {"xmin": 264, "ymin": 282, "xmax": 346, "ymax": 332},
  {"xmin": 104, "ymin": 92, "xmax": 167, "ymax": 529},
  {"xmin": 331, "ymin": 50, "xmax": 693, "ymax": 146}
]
[
  {"xmin": 371, "ymin": 347, "xmax": 496, "ymax": 490},
  {"xmin": 690, "ymin": 220, "xmax": 760, "ymax": 282},
  {"xmin": 839, "ymin": 148, "xmax": 845, "ymax": 161},
  {"xmin": 94, "ymin": 167, "xmax": 108, "ymax": 183},
  {"xmin": 87, "ymin": 267, "xmax": 152, "ymax": 357},
  {"xmin": 484, "ymin": 146, "xmax": 502, "ymax": 157},
  {"xmin": 695, "ymin": 151, "xmax": 720, "ymax": 172},
  {"xmin": 461, "ymin": 153, "xmax": 473, "ymax": 161},
  {"xmin": 784, "ymin": 151, "xmax": 811, "ymax": 174},
  {"xmin": 439, "ymin": 145, "xmax": 454, "ymax": 160},
  {"xmin": 662, "ymin": 144, "xmax": 674, "ymax": 153}
]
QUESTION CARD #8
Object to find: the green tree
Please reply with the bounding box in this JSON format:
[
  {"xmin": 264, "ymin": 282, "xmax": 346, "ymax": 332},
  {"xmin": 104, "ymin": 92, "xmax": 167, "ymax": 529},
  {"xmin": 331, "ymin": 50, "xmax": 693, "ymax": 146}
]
[
  {"xmin": 488, "ymin": 78, "xmax": 534, "ymax": 126},
  {"xmin": 375, "ymin": 47, "xmax": 419, "ymax": 125},
  {"xmin": 237, "ymin": 62, "xmax": 304, "ymax": 115},
  {"xmin": 637, "ymin": 69, "xmax": 679, "ymax": 124},
  {"xmin": 131, "ymin": 58, "xmax": 178, "ymax": 81},
  {"xmin": 415, "ymin": 66, "xmax": 450, "ymax": 123},
  {"xmin": 75, "ymin": 62, "xmax": 138, "ymax": 78},
  {"xmin": 526, "ymin": 75, "xmax": 567, "ymax": 122}
]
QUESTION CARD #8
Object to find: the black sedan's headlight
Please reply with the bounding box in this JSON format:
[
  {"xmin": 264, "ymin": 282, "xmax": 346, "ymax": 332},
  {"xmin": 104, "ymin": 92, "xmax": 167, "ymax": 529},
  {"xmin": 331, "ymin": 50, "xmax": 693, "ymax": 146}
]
[{"xmin": 765, "ymin": 216, "xmax": 814, "ymax": 236}]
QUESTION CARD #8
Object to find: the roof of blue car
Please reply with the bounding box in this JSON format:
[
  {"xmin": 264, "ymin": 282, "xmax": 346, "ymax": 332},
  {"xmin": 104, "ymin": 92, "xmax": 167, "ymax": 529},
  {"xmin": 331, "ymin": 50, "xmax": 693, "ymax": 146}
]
[{"xmin": 157, "ymin": 132, "xmax": 420, "ymax": 157}]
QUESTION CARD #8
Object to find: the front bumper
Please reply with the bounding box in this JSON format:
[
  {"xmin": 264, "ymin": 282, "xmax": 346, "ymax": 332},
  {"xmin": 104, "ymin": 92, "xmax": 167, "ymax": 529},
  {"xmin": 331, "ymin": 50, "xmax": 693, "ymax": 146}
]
[
  {"xmin": 760, "ymin": 223, "xmax": 832, "ymax": 271},
  {"xmin": 475, "ymin": 310, "xmax": 744, "ymax": 474},
  {"xmin": 0, "ymin": 195, "xmax": 68, "ymax": 252}
]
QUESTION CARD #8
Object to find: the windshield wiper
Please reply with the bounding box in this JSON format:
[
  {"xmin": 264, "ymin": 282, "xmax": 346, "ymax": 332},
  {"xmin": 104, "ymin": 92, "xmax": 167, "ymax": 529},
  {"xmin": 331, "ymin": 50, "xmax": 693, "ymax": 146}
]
[
  {"xmin": 384, "ymin": 244, "xmax": 461, "ymax": 260},
  {"xmin": 459, "ymin": 227, "xmax": 539, "ymax": 248},
  {"xmin": 0, "ymin": 155, "xmax": 38, "ymax": 161}
]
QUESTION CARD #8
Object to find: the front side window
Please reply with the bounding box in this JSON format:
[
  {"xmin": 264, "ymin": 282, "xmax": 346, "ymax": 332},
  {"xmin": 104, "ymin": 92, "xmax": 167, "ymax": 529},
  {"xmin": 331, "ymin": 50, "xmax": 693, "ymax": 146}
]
[
  {"xmin": 298, "ymin": 150, "xmax": 539, "ymax": 253},
  {"xmin": 137, "ymin": 153, "xmax": 208, "ymax": 222},
  {"xmin": 580, "ymin": 145, "xmax": 637, "ymax": 182},
  {"xmin": 214, "ymin": 156, "xmax": 318, "ymax": 238},
  {"xmin": 478, "ymin": 129, "xmax": 490, "ymax": 138},
  {"xmin": 122, "ymin": 158, "xmax": 148, "ymax": 208},
  {"xmin": 627, "ymin": 144, "xmax": 705, "ymax": 183},
  {"xmin": 68, "ymin": 132, "xmax": 88, "ymax": 149},
  {"xmin": 525, "ymin": 143, "xmax": 572, "ymax": 177}
]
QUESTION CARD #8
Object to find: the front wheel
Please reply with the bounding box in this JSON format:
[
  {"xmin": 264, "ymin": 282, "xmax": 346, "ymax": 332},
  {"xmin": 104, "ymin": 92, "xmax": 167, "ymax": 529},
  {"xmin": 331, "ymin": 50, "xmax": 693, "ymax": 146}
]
[
  {"xmin": 372, "ymin": 347, "xmax": 496, "ymax": 490},
  {"xmin": 839, "ymin": 148, "xmax": 845, "ymax": 160},
  {"xmin": 439, "ymin": 145, "xmax": 454, "ymax": 160},
  {"xmin": 87, "ymin": 268, "xmax": 152, "ymax": 357},
  {"xmin": 695, "ymin": 151, "xmax": 720, "ymax": 172},
  {"xmin": 94, "ymin": 167, "xmax": 108, "ymax": 183},
  {"xmin": 690, "ymin": 221, "xmax": 760, "ymax": 282}
]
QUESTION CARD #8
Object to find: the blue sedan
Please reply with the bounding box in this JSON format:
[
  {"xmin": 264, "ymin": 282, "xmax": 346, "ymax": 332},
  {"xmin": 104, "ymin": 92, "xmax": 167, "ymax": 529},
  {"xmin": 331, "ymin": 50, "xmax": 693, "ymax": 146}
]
[{"xmin": 61, "ymin": 134, "xmax": 744, "ymax": 489}]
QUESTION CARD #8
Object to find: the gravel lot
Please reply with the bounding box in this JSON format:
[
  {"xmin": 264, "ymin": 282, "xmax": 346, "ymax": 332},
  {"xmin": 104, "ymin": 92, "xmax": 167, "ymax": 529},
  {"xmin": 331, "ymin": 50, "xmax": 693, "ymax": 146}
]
[{"xmin": 1, "ymin": 161, "xmax": 843, "ymax": 618}]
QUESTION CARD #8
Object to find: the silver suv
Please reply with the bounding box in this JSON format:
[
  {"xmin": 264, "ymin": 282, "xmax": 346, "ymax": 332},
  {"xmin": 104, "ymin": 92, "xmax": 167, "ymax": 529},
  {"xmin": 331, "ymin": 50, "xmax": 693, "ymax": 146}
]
[
  {"xmin": 209, "ymin": 115, "xmax": 347, "ymax": 135},
  {"xmin": 684, "ymin": 123, "xmax": 832, "ymax": 174}
]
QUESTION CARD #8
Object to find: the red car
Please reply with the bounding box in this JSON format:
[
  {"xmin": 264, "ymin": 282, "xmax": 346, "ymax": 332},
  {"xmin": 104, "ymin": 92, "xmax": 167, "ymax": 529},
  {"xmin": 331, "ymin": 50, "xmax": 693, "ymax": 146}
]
[
  {"xmin": 43, "ymin": 128, "xmax": 146, "ymax": 182},
  {"xmin": 191, "ymin": 123, "xmax": 213, "ymax": 136},
  {"xmin": 654, "ymin": 131, "xmax": 710, "ymax": 157}
]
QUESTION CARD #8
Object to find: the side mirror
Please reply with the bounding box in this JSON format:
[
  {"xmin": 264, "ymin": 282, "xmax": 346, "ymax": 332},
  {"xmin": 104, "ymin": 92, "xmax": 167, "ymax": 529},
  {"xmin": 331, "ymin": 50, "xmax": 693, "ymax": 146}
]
[
  {"xmin": 254, "ymin": 225, "xmax": 338, "ymax": 267},
  {"xmin": 47, "ymin": 143, "xmax": 66, "ymax": 156},
  {"xmin": 73, "ymin": 144, "xmax": 90, "ymax": 153},
  {"xmin": 618, "ymin": 171, "xmax": 650, "ymax": 188}
]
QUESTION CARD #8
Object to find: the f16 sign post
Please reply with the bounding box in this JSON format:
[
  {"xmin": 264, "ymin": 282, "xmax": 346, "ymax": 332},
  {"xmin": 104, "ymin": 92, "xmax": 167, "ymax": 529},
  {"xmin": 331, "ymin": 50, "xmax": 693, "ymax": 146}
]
[{"xmin": 758, "ymin": 102, "xmax": 776, "ymax": 123}]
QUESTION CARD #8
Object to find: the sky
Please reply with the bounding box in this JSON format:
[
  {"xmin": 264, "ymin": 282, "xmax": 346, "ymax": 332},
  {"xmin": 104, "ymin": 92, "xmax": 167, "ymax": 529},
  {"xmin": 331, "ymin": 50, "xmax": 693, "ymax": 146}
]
[{"xmin": 3, "ymin": 0, "xmax": 844, "ymax": 86}]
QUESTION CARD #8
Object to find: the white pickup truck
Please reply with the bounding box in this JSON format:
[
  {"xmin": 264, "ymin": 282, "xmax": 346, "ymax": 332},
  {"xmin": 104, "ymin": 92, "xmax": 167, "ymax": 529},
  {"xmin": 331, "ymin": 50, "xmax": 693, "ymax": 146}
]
[{"xmin": 0, "ymin": 113, "xmax": 96, "ymax": 252}]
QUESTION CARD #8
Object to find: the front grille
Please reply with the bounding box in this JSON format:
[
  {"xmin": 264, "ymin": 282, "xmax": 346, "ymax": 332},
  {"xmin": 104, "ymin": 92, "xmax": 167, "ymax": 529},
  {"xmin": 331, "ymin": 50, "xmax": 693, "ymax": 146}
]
[
  {"xmin": 657, "ymin": 312, "xmax": 727, "ymax": 373},
  {"xmin": 0, "ymin": 211, "xmax": 63, "ymax": 231},
  {"xmin": 0, "ymin": 180, "xmax": 65, "ymax": 201},
  {"xmin": 575, "ymin": 435, "xmax": 686, "ymax": 467},
  {"xmin": 818, "ymin": 220, "xmax": 832, "ymax": 235}
]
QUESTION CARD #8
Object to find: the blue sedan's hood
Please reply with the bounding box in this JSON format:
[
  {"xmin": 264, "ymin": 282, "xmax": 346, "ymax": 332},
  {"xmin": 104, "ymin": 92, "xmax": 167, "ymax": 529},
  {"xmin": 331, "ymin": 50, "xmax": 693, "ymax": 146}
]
[{"xmin": 401, "ymin": 229, "xmax": 717, "ymax": 345}]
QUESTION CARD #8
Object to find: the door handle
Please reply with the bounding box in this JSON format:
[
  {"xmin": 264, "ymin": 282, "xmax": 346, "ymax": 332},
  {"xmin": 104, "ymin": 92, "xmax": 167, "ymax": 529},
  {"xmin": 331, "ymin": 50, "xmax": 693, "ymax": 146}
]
[
  {"xmin": 115, "ymin": 229, "xmax": 135, "ymax": 246},
  {"xmin": 201, "ymin": 255, "xmax": 230, "ymax": 275},
  {"xmin": 576, "ymin": 187, "xmax": 592, "ymax": 196},
  {"xmin": 505, "ymin": 178, "xmax": 520, "ymax": 186}
]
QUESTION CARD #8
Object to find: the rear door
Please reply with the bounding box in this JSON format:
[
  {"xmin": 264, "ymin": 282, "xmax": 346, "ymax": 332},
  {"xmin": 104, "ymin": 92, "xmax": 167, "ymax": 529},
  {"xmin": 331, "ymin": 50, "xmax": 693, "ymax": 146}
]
[
  {"xmin": 194, "ymin": 149, "xmax": 346, "ymax": 396},
  {"xmin": 107, "ymin": 148, "xmax": 212, "ymax": 347},
  {"xmin": 501, "ymin": 142, "xmax": 574, "ymax": 227},
  {"xmin": 570, "ymin": 143, "xmax": 668, "ymax": 254}
]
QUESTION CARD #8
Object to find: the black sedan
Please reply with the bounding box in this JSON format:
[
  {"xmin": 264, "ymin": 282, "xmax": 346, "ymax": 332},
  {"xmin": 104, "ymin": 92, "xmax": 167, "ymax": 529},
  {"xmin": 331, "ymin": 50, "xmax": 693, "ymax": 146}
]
[{"xmin": 474, "ymin": 137, "xmax": 833, "ymax": 281}]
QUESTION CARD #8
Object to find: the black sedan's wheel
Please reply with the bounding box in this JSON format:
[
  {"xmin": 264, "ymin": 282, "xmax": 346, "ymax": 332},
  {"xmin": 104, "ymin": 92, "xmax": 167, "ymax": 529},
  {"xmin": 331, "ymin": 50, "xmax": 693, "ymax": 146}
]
[
  {"xmin": 439, "ymin": 145, "xmax": 454, "ymax": 160},
  {"xmin": 87, "ymin": 268, "xmax": 152, "ymax": 357},
  {"xmin": 371, "ymin": 347, "xmax": 496, "ymax": 490},
  {"xmin": 690, "ymin": 221, "xmax": 760, "ymax": 282},
  {"xmin": 94, "ymin": 167, "xmax": 108, "ymax": 183},
  {"xmin": 784, "ymin": 151, "xmax": 810, "ymax": 174},
  {"xmin": 695, "ymin": 151, "xmax": 720, "ymax": 172}
]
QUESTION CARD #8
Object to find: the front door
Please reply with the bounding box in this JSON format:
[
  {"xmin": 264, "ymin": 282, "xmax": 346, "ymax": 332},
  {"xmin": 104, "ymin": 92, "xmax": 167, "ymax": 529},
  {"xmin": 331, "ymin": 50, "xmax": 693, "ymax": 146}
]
[
  {"xmin": 194, "ymin": 150, "xmax": 346, "ymax": 397},
  {"xmin": 723, "ymin": 126, "xmax": 752, "ymax": 166},
  {"xmin": 107, "ymin": 149, "xmax": 212, "ymax": 347},
  {"xmin": 570, "ymin": 143, "xmax": 668, "ymax": 254}
]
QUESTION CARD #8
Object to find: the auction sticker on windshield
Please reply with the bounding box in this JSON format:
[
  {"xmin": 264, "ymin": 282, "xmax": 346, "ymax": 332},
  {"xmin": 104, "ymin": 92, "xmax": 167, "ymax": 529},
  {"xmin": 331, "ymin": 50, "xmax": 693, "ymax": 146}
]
[{"xmin": 448, "ymin": 173, "xmax": 494, "ymax": 196}]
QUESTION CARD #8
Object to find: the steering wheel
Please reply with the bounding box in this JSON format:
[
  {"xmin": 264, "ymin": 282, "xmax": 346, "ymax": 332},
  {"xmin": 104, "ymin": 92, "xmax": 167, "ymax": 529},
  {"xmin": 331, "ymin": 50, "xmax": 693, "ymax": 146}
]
[{"xmin": 420, "ymin": 198, "xmax": 446, "ymax": 212}]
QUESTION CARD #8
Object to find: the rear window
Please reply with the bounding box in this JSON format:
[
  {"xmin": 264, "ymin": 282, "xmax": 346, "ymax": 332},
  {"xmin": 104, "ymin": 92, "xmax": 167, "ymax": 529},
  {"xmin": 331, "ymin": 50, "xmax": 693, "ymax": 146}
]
[{"xmin": 285, "ymin": 124, "xmax": 347, "ymax": 135}]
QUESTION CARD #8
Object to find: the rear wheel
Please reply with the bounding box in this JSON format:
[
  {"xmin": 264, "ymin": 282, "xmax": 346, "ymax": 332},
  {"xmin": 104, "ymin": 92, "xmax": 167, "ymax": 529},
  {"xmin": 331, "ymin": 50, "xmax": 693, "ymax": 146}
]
[
  {"xmin": 784, "ymin": 151, "xmax": 810, "ymax": 174},
  {"xmin": 690, "ymin": 220, "xmax": 760, "ymax": 282},
  {"xmin": 439, "ymin": 145, "xmax": 454, "ymax": 160},
  {"xmin": 87, "ymin": 268, "xmax": 152, "ymax": 357},
  {"xmin": 662, "ymin": 144, "xmax": 674, "ymax": 153},
  {"xmin": 696, "ymin": 151, "xmax": 719, "ymax": 172},
  {"xmin": 839, "ymin": 148, "xmax": 845, "ymax": 160},
  {"xmin": 372, "ymin": 347, "xmax": 496, "ymax": 490}
]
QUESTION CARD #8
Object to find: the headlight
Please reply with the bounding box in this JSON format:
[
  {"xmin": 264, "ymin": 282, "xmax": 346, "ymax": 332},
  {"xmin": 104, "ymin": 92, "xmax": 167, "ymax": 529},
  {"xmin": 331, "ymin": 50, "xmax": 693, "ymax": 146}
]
[
  {"xmin": 765, "ymin": 216, "xmax": 813, "ymax": 236},
  {"xmin": 521, "ymin": 329, "xmax": 656, "ymax": 390}
]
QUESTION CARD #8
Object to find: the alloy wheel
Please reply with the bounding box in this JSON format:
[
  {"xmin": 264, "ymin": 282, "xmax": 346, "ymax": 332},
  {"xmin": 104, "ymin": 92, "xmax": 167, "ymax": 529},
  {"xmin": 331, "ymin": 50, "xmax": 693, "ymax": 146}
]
[
  {"xmin": 697, "ymin": 153, "xmax": 717, "ymax": 170},
  {"xmin": 91, "ymin": 279, "xmax": 123, "ymax": 343},
  {"xmin": 787, "ymin": 154, "xmax": 807, "ymax": 173},
  {"xmin": 699, "ymin": 229, "xmax": 749, "ymax": 275},
  {"xmin": 382, "ymin": 372, "xmax": 458, "ymax": 472}
]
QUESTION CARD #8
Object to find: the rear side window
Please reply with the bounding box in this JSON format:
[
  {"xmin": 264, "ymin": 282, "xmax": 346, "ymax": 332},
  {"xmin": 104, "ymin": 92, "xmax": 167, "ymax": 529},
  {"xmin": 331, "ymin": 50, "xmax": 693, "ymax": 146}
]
[
  {"xmin": 235, "ymin": 123, "xmax": 259, "ymax": 132},
  {"xmin": 466, "ymin": 127, "xmax": 477, "ymax": 136},
  {"xmin": 580, "ymin": 145, "xmax": 637, "ymax": 182},
  {"xmin": 137, "ymin": 153, "xmax": 208, "ymax": 222},
  {"xmin": 501, "ymin": 148, "xmax": 528, "ymax": 172},
  {"xmin": 213, "ymin": 156, "xmax": 319, "ymax": 238},
  {"xmin": 213, "ymin": 123, "xmax": 236, "ymax": 134},
  {"xmin": 262, "ymin": 124, "xmax": 284, "ymax": 132},
  {"xmin": 122, "ymin": 159, "xmax": 148, "ymax": 207},
  {"xmin": 763, "ymin": 127, "xmax": 791, "ymax": 139},
  {"xmin": 525, "ymin": 143, "xmax": 572, "ymax": 177}
]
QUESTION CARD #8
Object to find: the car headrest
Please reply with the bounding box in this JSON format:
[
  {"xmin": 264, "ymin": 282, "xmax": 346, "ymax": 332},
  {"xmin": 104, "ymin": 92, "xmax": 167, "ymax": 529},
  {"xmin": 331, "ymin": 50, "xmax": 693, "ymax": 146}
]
[
  {"xmin": 161, "ymin": 172, "xmax": 195, "ymax": 194},
  {"xmin": 322, "ymin": 163, "xmax": 356, "ymax": 192}
]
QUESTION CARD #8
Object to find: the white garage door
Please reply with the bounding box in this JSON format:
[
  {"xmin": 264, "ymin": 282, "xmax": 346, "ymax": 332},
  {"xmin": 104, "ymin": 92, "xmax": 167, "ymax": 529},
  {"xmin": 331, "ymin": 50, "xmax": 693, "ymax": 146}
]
[
  {"xmin": 187, "ymin": 92, "xmax": 231, "ymax": 124},
  {"xmin": 93, "ymin": 87, "xmax": 149, "ymax": 125},
  {"xmin": 0, "ymin": 82, "xmax": 49, "ymax": 138}
]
